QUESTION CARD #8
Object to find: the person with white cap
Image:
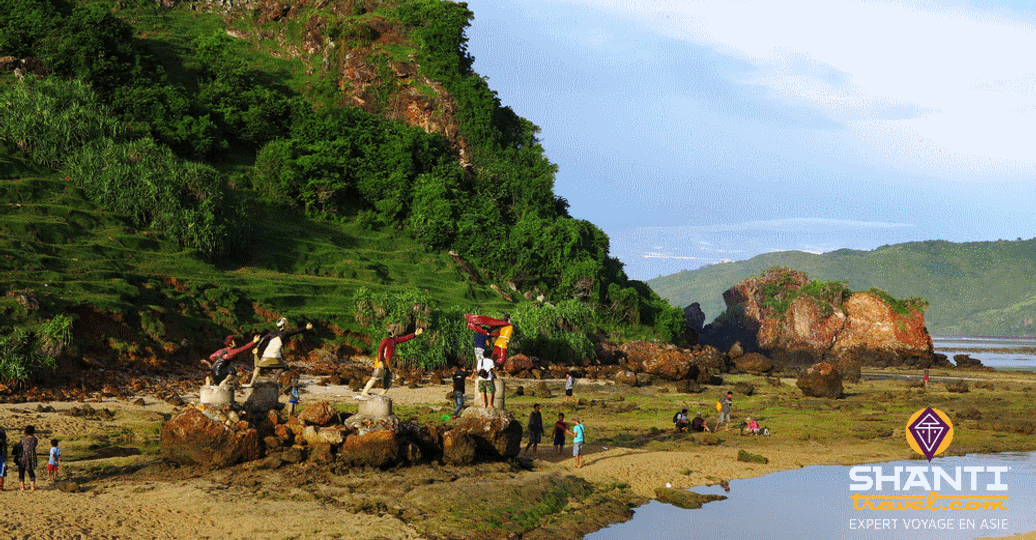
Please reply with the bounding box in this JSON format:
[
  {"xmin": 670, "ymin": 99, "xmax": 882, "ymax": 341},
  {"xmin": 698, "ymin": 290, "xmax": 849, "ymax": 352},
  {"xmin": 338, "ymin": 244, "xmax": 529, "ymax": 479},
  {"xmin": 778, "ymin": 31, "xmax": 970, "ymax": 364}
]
[{"xmin": 250, "ymin": 317, "xmax": 312, "ymax": 385}]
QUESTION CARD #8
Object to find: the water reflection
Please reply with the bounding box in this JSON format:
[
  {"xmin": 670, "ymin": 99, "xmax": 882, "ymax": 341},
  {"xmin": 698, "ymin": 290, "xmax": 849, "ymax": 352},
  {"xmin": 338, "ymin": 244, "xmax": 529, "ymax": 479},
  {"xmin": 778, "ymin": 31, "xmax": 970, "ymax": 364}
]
[{"xmin": 586, "ymin": 453, "xmax": 1036, "ymax": 540}]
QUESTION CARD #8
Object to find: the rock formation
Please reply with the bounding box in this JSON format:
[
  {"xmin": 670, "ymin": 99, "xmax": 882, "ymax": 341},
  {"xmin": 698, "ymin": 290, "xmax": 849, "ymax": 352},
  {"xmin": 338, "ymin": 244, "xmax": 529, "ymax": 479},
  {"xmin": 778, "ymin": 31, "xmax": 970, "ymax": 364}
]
[
  {"xmin": 703, "ymin": 268, "xmax": 939, "ymax": 369},
  {"xmin": 618, "ymin": 341, "xmax": 726, "ymax": 382},
  {"xmin": 161, "ymin": 399, "xmax": 522, "ymax": 471}
]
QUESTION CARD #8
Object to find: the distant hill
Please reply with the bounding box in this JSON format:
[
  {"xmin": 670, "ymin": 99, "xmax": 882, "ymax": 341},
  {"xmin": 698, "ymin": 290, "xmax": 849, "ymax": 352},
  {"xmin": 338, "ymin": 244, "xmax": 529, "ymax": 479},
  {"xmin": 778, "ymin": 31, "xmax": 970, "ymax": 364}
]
[{"xmin": 647, "ymin": 239, "xmax": 1036, "ymax": 337}]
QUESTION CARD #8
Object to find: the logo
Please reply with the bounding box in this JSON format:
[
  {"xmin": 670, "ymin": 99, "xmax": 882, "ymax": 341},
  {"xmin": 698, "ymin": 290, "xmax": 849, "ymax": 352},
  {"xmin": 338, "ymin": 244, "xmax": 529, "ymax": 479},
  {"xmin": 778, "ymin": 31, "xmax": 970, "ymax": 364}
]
[{"xmin": 906, "ymin": 407, "xmax": 954, "ymax": 461}]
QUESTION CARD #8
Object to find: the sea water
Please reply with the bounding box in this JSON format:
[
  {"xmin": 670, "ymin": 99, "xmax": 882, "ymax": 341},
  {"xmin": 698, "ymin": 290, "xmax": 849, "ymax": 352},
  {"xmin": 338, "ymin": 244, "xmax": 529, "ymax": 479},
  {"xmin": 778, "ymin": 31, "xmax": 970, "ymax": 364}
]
[
  {"xmin": 933, "ymin": 336, "xmax": 1036, "ymax": 372},
  {"xmin": 586, "ymin": 452, "xmax": 1036, "ymax": 540}
]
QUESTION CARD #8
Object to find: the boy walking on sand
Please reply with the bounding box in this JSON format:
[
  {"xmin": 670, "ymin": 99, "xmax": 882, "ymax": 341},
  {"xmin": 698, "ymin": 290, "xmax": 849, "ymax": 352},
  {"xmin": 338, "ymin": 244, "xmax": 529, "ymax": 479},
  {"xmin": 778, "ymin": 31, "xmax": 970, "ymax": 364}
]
[{"xmin": 47, "ymin": 439, "xmax": 61, "ymax": 480}]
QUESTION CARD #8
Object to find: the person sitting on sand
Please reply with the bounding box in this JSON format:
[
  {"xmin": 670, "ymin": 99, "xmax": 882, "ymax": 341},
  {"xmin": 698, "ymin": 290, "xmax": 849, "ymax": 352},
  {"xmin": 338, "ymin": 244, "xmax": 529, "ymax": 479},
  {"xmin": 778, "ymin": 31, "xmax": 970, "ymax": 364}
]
[
  {"xmin": 691, "ymin": 411, "xmax": 710, "ymax": 432},
  {"xmin": 674, "ymin": 409, "xmax": 691, "ymax": 432}
]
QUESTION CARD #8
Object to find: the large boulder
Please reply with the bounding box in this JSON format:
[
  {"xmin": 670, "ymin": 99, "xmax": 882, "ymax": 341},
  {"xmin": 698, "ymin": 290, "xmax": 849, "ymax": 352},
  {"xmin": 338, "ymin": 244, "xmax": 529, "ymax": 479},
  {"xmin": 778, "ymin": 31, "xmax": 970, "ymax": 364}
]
[
  {"xmin": 502, "ymin": 354, "xmax": 535, "ymax": 375},
  {"xmin": 683, "ymin": 303, "xmax": 706, "ymax": 332},
  {"xmin": 618, "ymin": 341, "xmax": 724, "ymax": 382},
  {"xmin": 441, "ymin": 429, "xmax": 477, "ymax": 465},
  {"xmin": 297, "ymin": 401, "xmax": 337, "ymax": 426},
  {"xmin": 954, "ymin": 354, "xmax": 990, "ymax": 370},
  {"xmin": 161, "ymin": 406, "xmax": 263, "ymax": 467},
  {"xmin": 454, "ymin": 408, "xmax": 522, "ymax": 460},
  {"xmin": 734, "ymin": 352, "xmax": 772, "ymax": 374},
  {"xmin": 336, "ymin": 430, "xmax": 400, "ymax": 468},
  {"xmin": 613, "ymin": 369, "xmax": 638, "ymax": 386},
  {"xmin": 301, "ymin": 425, "xmax": 345, "ymax": 446},
  {"xmin": 796, "ymin": 361, "xmax": 844, "ymax": 399}
]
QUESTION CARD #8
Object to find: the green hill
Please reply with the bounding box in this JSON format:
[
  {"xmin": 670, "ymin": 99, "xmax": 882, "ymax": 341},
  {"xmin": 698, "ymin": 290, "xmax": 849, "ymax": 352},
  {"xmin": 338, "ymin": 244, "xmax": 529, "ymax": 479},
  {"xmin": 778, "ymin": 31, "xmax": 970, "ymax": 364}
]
[
  {"xmin": 0, "ymin": 0, "xmax": 685, "ymax": 382},
  {"xmin": 647, "ymin": 239, "xmax": 1036, "ymax": 337}
]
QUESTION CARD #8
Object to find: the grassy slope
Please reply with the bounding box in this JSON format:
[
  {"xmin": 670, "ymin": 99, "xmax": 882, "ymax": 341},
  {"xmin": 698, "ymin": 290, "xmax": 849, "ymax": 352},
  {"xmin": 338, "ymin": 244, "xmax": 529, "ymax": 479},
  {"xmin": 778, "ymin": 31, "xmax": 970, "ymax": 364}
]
[
  {"xmin": 0, "ymin": 4, "xmax": 529, "ymax": 363},
  {"xmin": 0, "ymin": 144, "xmax": 512, "ymax": 353},
  {"xmin": 648, "ymin": 240, "xmax": 1036, "ymax": 336}
]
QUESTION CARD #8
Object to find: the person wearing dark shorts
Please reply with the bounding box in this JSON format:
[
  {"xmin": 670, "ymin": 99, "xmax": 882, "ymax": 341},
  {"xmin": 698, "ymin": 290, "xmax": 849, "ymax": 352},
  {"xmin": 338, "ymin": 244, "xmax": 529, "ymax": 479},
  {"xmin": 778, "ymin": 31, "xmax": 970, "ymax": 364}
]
[
  {"xmin": 564, "ymin": 372, "xmax": 575, "ymax": 403},
  {"xmin": 452, "ymin": 366, "xmax": 468, "ymax": 417},
  {"xmin": 523, "ymin": 403, "xmax": 544, "ymax": 456},
  {"xmin": 553, "ymin": 412, "xmax": 568, "ymax": 455}
]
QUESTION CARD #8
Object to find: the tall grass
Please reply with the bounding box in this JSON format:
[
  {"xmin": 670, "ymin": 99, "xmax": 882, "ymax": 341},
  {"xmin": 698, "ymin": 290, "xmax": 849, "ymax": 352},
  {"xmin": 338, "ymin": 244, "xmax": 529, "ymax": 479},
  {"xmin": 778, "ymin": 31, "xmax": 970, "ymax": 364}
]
[
  {"xmin": 0, "ymin": 77, "xmax": 125, "ymax": 168},
  {"xmin": 0, "ymin": 77, "xmax": 249, "ymax": 261},
  {"xmin": 0, "ymin": 314, "xmax": 73, "ymax": 383}
]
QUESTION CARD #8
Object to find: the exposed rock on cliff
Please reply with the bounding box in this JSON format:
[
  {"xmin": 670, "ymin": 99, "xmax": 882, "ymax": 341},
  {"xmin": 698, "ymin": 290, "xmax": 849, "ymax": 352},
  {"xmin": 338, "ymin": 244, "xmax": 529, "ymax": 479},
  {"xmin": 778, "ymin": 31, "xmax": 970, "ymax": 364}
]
[{"xmin": 702, "ymin": 268, "xmax": 938, "ymax": 369}]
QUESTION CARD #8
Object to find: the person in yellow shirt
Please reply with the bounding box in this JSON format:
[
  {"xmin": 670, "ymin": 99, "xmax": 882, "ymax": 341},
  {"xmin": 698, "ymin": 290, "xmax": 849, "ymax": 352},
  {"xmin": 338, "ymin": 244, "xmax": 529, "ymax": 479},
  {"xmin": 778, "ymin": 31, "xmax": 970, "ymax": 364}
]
[{"xmin": 491, "ymin": 314, "xmax": 513, "ymax": 366}]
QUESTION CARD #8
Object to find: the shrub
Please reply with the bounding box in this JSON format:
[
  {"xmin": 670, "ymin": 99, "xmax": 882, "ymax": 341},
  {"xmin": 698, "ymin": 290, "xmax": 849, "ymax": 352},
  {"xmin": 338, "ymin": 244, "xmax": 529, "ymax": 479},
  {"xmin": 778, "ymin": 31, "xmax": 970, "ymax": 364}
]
[{"xmin": 0, "ymin": 314, "xmax": 72, "ymax": 383}]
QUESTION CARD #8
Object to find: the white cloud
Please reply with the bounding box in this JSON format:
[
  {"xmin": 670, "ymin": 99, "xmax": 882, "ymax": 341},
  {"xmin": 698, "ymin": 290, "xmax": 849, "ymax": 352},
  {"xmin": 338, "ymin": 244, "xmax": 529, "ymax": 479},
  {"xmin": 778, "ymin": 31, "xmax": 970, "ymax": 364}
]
[{"xmin": 555, "ymin": 0, "xmax": 1036, "ymax": 175}]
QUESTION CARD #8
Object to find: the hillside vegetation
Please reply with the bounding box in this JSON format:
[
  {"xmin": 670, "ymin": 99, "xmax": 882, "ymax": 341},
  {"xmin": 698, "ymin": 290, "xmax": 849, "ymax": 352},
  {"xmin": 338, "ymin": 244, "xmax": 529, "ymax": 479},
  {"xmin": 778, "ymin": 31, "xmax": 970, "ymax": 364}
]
[
  {"xmin": 648, "ymin": 239, "xmax": 1036, "ymax": 337},
  {"xmin": 0, "ymin": 0, "xmax": 685, "ymax": 382}
]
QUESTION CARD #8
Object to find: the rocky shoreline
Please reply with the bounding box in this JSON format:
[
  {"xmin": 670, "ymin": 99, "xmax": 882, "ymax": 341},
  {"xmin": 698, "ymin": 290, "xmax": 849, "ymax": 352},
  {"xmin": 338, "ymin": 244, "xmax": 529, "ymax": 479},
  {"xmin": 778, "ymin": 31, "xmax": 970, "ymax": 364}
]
[{"xmin": 3, "ymin": 363, "xmax": 1035, "ymax": 539}]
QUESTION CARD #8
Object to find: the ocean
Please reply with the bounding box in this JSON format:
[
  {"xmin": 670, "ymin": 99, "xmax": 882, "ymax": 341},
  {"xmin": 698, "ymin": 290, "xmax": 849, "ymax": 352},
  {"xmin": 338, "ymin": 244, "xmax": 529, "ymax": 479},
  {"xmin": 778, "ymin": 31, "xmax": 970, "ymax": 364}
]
[{"xmin": 933, "ymin": 336, "xmax": 1036, "ymax": 372}]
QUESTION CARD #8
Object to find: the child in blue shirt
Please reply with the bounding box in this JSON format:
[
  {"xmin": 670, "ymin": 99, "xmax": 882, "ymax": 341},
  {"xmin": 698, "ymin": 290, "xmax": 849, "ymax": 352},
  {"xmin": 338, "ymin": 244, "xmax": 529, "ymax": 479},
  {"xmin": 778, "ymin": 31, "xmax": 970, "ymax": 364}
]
[{"xmin": 47, "ymin": 438, "xmax": 61, "ymax": 481}]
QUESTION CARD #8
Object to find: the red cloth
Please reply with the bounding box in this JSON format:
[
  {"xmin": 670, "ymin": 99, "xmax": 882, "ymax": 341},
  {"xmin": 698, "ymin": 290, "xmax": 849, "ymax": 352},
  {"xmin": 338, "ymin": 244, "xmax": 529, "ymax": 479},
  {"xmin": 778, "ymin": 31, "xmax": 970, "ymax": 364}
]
[{"xmin": 208, "ymin": 341, "xmax": 254, "ymax": 363}]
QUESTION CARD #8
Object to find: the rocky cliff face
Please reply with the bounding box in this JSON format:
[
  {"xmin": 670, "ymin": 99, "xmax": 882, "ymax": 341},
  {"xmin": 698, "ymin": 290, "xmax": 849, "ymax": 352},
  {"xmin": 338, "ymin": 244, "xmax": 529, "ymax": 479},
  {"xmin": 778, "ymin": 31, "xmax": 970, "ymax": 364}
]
[
  {"xmin": 187, "ymin": 0, "xmax": 470, "ymax": 165},
  {"xmin": 705, "ymin": 269, "xmax": 935, "ymax": 367}
]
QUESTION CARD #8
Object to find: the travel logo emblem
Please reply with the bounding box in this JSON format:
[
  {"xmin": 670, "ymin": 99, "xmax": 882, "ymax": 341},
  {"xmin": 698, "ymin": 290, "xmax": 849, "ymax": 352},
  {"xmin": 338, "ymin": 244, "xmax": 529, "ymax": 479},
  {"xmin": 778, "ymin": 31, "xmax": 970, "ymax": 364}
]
[{"xmin": 906, "ymin": 407, "xmax": 954, "ymax": 461}]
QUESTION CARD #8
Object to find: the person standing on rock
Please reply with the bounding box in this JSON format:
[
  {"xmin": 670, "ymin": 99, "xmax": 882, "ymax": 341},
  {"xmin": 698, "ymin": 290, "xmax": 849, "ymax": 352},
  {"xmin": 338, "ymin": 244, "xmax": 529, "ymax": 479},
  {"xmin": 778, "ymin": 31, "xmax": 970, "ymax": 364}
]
[
  {"xmin": 251, "ymin": 318, "xmax": 313, "ymax": 385},
  {"xmin": 359, "ymin": 325, "xmax": 424, "ymax": 398},
  {"xmin": 470, "ymin": 351, "xmax": 496, "ymax": 408},
  {"xmin": 523, "ymin": 403, "xmax": 544, "ymax": 456},
  {"xmin": 207, "ymin": 334, "xmax": 260, "ymax": 386}
]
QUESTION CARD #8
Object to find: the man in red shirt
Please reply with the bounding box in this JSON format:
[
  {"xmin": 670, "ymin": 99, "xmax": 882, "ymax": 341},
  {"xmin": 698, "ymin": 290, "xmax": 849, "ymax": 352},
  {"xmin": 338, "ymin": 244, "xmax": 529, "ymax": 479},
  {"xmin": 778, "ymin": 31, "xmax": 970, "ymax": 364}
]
[{"xmin": 359, "ymin": 325, "xmax": 424, "ymax": 397}]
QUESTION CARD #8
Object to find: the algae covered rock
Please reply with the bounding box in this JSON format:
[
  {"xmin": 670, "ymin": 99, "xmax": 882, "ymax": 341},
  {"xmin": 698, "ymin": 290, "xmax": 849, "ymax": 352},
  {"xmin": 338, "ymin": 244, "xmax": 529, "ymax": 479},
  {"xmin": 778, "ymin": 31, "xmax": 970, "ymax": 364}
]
[
  {"xmin": 654, "ymin": 487, "xmax": 727, "ymax": 509},
  {"xmin": 736, "ymin": 449, "xmax": 769, "ymax": 464}
]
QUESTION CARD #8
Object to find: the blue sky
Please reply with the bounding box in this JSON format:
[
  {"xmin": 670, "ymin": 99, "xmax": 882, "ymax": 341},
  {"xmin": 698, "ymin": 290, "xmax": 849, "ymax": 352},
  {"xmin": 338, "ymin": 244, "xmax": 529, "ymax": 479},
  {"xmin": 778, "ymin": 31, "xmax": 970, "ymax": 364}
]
[{"xmin": 464, "ymin": 0, "xmax": 1036, "ymax": 280}]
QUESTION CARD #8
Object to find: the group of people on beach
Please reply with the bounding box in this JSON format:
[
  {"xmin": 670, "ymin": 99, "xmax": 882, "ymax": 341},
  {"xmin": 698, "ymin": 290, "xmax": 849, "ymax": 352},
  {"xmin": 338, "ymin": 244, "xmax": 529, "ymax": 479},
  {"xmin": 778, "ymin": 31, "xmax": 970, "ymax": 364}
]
[
  {"xmin": 673, "ymin": 391, "xmax": 767, "ymax": 436},
  {"xmin": 0, "ymin": 425, "xmax": 61, "ymax": 492},
  {"xmin": 520, "ymin": 406, "xmax": 586, "ymax": 467}
]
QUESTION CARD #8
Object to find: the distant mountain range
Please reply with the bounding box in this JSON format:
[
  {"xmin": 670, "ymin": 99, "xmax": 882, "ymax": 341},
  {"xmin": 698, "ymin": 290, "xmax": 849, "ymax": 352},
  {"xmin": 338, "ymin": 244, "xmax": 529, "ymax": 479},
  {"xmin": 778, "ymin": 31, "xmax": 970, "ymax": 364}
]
[{"xmin": 647, "ymin": 239, "xmax": 1036, "ymax": 337}]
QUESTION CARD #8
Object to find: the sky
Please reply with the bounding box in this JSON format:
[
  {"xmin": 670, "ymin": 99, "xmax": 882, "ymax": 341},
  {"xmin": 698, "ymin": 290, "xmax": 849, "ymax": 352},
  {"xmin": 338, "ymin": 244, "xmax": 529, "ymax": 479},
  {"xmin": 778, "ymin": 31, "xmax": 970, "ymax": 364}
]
[{"xmin": 463, "ymin": 0, "xmax": 1036, "ymax": 280}]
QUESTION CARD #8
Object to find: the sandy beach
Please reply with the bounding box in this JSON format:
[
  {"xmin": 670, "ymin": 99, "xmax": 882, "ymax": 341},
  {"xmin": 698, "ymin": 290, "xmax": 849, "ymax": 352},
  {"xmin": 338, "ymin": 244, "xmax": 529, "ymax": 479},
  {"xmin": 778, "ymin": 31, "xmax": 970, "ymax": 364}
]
[{"xmin": 0, "ymin": 372, "xmax": 1033, "ymax": 540}]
